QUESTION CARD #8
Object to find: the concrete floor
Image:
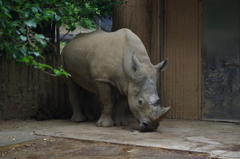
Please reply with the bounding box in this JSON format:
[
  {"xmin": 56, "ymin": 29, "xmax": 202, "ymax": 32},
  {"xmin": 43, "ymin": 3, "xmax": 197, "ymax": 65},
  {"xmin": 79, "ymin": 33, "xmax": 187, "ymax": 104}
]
[{"xmin": 0, "ymin": 118, "xmax": 239, "ymax": 158}]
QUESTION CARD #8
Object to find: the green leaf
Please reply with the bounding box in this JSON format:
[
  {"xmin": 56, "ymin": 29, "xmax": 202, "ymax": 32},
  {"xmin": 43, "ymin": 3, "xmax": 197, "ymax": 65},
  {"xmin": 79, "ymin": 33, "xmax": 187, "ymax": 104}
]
[
  {"xmin": 54, "ymin": 69, "xmax": 61, "ymax": 76},
  {"xmin": 19, "ymin": 28, "xmax": 26, "ymax": 33},
  {"xmin": 6, "ymin": 14, "xmax": 12, "ymax": 19},
  {"xmin": 38, "ymin": 34, "xmax": 45, "ymax": 39},
  {"xmin": 13, "ymin": 51, "xmax": 23, "ymax": 59},
  {"xmin": 10, "ymin": 20, "xmax": 20, "ymax": 27},
  {"xmin": 23, "ymin": 12, "xmax": 29, "ymax": 18},
  {"xmin": 28, "ymin": 51, "xmax": 42, "ymax": 57},
  {"xmin": 39, "ymin": 63, "xmax": 53, "ymax": 69},
  {"xmin": 1, "ymin": 7, "xmax": 9, "ymax": 14},
  {"xmin": 24, "ymin": 20, "xmax": 37, "ymax": 28},
  {"xmin": 25, "ymin": 3, "xmax": 31, "ymax": 8},
  {"xmin": 33, "ymin": 52, "xmax": 40, "ymax": 57},
  {"xmin": 16, "ymin": 30, "xmax": 21, "ymax": 35},
  {"xmin": 20, "ymin": 47, "xmax": 27, "ymax": 55},
  {"xmin": 20, "ymin": 35, "xmax": 27, "ymax": 41},
  {"xmin": 39, "ymin": 40, "xmax": 47, "ymax": 47},
  {"xmin": 54, "ymin": 14, "xmax": 61, "ymax": 21},
  {"xmin": 17, "ymin": 56, "xmax": 34, "ymax": 65},
  {"xmin": 32, "ymin": 7, "xmax": 38, "ymax": 13},
  {"xmin": 53, "ymin": 66, "xmax": 71, "ymax": 78}
]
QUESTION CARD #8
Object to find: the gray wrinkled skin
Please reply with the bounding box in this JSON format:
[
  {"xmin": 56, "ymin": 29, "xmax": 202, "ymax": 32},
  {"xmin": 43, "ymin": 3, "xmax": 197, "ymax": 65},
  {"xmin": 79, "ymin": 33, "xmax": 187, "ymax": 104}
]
[{"xmin": 61, "ymin": 29, "xmax": 170, "ymax": 130}]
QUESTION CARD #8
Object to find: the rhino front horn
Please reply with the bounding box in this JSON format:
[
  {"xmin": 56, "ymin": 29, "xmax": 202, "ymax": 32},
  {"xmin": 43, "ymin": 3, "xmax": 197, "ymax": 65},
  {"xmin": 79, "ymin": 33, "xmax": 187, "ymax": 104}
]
[{"xmin": 152, "ymin": 107, "xmax": 170, "ymax": 122}]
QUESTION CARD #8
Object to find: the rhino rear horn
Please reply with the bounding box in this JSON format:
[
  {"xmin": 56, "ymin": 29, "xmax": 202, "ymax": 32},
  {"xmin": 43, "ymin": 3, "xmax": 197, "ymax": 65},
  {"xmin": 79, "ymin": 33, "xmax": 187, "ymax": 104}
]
[{"xmin": 154, "ymin": 58, "xmax": 169, "ymax": 72}]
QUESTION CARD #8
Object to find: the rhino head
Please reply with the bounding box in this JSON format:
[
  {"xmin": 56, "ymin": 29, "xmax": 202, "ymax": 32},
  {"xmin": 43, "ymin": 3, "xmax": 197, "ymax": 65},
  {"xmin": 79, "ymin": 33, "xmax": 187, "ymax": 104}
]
[{"xmin": 128, "ymin": 54, "xmax": 170, "ymax": 131}]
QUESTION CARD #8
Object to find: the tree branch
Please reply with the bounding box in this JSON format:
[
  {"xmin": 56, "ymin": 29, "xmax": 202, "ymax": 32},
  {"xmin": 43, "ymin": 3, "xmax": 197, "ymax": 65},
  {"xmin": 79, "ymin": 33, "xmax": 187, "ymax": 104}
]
[
  {"xmin": 26, "ymin": 27, "xmax": 36, "ymax": 48},
  {"xmin": 60, "ymin": 30, "xmax": 70, "ymax": 42}
]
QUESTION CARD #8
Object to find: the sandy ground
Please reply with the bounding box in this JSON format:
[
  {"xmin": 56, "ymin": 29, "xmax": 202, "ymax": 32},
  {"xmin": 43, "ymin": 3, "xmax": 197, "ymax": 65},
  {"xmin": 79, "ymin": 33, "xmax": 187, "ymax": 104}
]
[{"xmin": 1, "ymin": 136, "xmax": 209, "ymax": 159}]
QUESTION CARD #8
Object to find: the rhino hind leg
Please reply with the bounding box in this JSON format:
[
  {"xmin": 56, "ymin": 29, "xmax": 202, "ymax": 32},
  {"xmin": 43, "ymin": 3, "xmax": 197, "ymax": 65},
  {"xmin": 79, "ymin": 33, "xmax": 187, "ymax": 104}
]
[
  {"xmin": 95, "ymin": 82, "xmax": 114, "ymax": 127},
  {"xmin": 67, "ymin": 78, "xmax": 86, "ymax": 122},
  {"xmin": 113, "ymin": 96, "xmax": 128, "ymax": 126}
]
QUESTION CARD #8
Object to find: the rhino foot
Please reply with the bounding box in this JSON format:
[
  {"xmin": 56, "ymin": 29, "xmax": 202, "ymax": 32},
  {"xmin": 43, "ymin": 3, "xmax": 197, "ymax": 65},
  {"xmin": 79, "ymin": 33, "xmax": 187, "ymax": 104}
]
[
  {"xmin": 96, "ymin": 116, "xmax": 114, "ymax": 127},
  {"xmin": 113, "ymin": 117, "xmax": 128, "ymax": 126},
  {"xmin": 71, "ymin": 114, "xmax": 86, "ymax": 122}
]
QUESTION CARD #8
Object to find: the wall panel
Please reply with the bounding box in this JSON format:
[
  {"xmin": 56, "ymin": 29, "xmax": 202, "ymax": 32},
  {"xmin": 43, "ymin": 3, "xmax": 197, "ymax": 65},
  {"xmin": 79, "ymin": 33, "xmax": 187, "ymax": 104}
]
[
  {"xmin": 162, "ymin": 0, "xmax": 202, "ymax": 119},
  {"xmin": 0, "ymin": 55, "xmax": 71, "ymax": 119},
  {"xmin": 113, "ymin": 0, "xmax": 152, "ymax": 55}
]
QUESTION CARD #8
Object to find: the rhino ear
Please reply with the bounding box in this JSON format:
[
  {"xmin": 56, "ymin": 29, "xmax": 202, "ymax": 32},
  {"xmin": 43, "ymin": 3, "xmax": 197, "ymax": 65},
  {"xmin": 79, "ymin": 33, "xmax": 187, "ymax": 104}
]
[
  {"xmin": 154, "ymin": 58, "xmax": 169, "ymax": 72},
  {"xmin": 132, "ymin": 53, "xmax": 142, "ymax": 72}
]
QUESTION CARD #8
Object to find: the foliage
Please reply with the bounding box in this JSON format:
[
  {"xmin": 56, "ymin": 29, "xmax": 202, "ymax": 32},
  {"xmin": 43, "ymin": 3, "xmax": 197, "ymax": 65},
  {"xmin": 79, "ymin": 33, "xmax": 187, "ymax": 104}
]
[
  {"xmin": 79, "ymin": 18, "xmax": 96, "ymax": 29},
  {"xmin": 60, "ymin": 41, "xmax": 66, "ymax": 54},
  {"xmin": 0, "ymin": 0, "xmax": 126, "ymax": 77}
]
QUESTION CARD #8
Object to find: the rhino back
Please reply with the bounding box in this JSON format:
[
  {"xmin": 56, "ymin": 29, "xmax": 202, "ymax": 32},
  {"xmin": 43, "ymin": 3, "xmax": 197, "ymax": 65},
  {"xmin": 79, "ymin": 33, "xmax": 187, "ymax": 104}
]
[{"xmin": 62, "ymin": 29, "xmax": 151, "ymax": 94}]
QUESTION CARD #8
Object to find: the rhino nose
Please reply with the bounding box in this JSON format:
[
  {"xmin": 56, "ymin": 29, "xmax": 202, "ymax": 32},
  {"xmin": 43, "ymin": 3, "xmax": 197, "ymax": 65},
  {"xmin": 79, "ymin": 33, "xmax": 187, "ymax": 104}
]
[{"xmin": 139, "ymin": 122, "xmax": 159, "ymax": 130}]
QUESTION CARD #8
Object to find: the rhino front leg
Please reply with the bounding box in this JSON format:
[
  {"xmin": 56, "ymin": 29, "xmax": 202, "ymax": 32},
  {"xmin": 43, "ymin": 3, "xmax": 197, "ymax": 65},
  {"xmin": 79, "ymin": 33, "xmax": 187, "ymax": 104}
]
[
  {"xmin": 113, "ymin": 96, "xmax": 128, "ymax": 126},
  {"xmin": 67, "ymin": 79, "xmax": 86, "ymax": 122},
  {"xmin": 95, "ymin": 82, "xmax": 114, "ymax": 127}
]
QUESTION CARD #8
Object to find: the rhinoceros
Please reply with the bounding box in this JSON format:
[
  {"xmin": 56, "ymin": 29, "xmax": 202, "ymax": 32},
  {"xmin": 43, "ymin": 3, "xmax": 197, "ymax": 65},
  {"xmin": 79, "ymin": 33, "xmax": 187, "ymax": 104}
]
[{"xmin": 61, "ymin": 28, "xmax": 170, "ymax": 130}]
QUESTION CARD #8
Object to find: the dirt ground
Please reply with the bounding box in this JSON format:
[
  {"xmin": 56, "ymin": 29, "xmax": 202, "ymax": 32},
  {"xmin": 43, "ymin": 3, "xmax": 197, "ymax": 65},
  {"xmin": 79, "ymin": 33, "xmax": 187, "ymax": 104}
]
[{"xmin": 0, "ymin": 136, "xmax": 210, "ymax": 159}]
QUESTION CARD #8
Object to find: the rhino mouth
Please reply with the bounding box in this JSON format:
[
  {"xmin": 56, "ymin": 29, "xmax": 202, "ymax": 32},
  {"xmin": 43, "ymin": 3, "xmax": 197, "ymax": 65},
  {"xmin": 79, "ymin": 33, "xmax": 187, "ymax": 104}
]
[{"xmin": 139, "ymin": 121, "xmax": 160, "ymax": 131}]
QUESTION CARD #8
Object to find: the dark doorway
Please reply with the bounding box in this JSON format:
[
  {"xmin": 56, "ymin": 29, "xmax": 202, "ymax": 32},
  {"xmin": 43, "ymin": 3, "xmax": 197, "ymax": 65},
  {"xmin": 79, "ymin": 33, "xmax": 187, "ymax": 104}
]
[{"xmin": 202, "ymin": 0, "xmax": 240, "ymax": 122}]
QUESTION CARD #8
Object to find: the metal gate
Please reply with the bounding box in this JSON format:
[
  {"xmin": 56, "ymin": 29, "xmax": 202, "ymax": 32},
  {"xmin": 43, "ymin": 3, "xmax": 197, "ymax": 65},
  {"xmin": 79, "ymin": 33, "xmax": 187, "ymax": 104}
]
[{"xmin": 202, "ymin": 0, "xmax": 240, "ymax": 121}]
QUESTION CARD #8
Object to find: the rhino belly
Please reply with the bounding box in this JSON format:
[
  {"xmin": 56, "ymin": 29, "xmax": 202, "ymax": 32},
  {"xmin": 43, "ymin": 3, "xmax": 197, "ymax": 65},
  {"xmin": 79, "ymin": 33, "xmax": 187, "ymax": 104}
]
[{"xmin": 71, "ymin": 73, "xmax": 96, "ymax": 93}]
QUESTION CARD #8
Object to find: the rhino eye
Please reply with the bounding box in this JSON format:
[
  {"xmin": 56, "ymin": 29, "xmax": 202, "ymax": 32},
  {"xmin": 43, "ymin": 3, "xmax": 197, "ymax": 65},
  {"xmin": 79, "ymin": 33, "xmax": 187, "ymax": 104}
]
[{"xmin": 138, "ymin": 98, "xmax": 144, "ymax": 104}]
